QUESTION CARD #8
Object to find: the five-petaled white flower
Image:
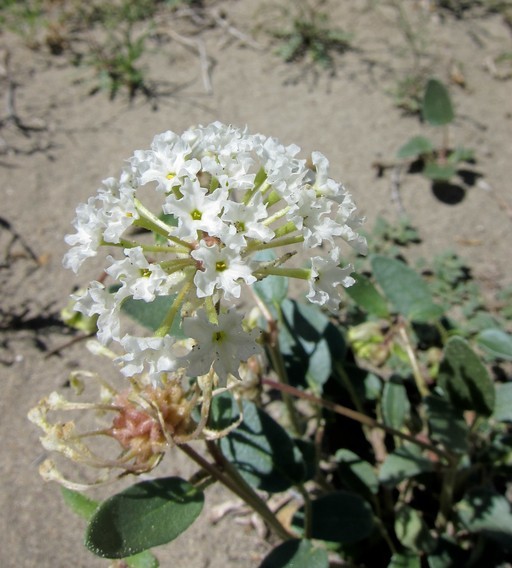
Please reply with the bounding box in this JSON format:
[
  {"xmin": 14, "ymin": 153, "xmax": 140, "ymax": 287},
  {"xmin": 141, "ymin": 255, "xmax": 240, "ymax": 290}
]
[{"xmin": 182, "ymin": 309, "xmax": 262, "ymax": 384}]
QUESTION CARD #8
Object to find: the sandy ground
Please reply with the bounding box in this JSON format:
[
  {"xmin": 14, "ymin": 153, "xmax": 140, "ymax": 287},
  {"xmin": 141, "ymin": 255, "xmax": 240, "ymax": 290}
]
[{"xmin": 1, "ymin": 1, "xmax": 512, "ymax": 566}]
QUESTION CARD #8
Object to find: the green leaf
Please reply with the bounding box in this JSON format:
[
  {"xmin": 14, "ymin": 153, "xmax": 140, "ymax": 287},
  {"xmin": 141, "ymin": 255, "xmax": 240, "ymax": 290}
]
[
  {"xmin": 437, "ymin": 337, "xmax": 495, "ymax": 416},
  {"xmin": 397, "ymin": 136, "xmax": 434, "ymax": 159},
  {"xmin": 423, "ymin": 163, "xmax": 457, "ymax": 181},
  {"xmin": 121, "ymin": 295, "xmax": 184, "ymax": 337},
  {"xmin": 345, "ymin": 273, "xmax": 390, "ymax": 318},
  {"xmin": 371, "ymin": 256, "xmax": 443, "ymax": 322},
  {"xmin": 85, "ymin": 477, "xmax": 204, "ymax": 559},
  {"xmin": 294, "ymin": 439, "xmax": 317, "ymax": 483},
  {"xmin": 125, "ymin": 550, "xmax": 159, "ymax": 568},
  {"xmin": 447, "ymin": 147, "xmax": 474, "ymax": 164},
  {"xmin": 388, "ymin": 552, "xmax": 421, "ymax": 568},
  {"xmin": 395, "ymin": 505, "xmax": 436, "ymax": 553},
  {"xmin": 61, "ymin": 488, "xmax": 99, "ymax": 520},
  {"xmin": 493, "ymin": 383, "xmax": 512, "ymax": 422},
  {"xmin": 382, "ymin": 377, "xmax": 409, "ymax": 430},
  {"xmin": 293, "ymin": 491, "xmax": 374, "ymax": 544},
  {"xmin": 427, "ymin": 537, "xmax": 468, "ymax": 568},
  {"xmin": 477, "ymin": 328, "xmax": 512, "ymax": 360},
  {"xmin": 379, "ymin": 445, "xmax": 435, "ymax": 486},
  {"xmin": 259, "ymin": 539, "xmax": 329, "ymax": 568},
  {"xmin": 220, "ymin": 399, "xmax": 306, "ymax": 492},
  {"xmin": 456, "ymin": 488, "xmax": 512, "ymax": 548},
  {"xmin": 279, "ymin": 299, "xmax": 345, "ymax": 391},
  {"xmin": 422, "ymin": 79, "xmax": 454, "ymax": 126},
  {"xmin": 425, "ymin": 395, "xmax": 468, "ymax": 453},
  {"xmin": 335, "ymin": 449, "xmax": 379, "ymax": 496},
  {"xmin": 154, "ymin": 213, "xmax": 178, "ymax": 244}
]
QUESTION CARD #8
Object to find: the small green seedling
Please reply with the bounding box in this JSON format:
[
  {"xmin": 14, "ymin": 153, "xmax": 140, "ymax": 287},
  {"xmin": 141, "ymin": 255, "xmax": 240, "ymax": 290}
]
[
  {"xmin": 270, "ymin": 0, "xmax": 352, "ymax": 69},
  {"xmin": 397, "ymin": 78, "xmax": 474, "ymax": 182}
]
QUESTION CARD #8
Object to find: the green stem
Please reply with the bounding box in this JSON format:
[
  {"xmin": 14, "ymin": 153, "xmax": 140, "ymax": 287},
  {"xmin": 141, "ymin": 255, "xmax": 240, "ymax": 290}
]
[
  {"xmin": 254, "ymin": 266, "xmax": 311, "ymax": 280},
  {"xmin": 103, "ymin": 238, "xmax": 189, "ymax": 255},
  {"xmin": 154, "ymin": 278, "xmax": 193, "ymax": 337},
  {"xmin": 374, "ymin": 517, "xmax": 397, "ymax": 556},
  {"xmin": 159, "ymin": 258, "xmax": 195, "ymax": 271},
  {"xmin": 297, "ymin": 484, "xmax": 312, "ymax": 540},
  {"xmin": 273, "ymin": 221, "xmax": 297, "ymax": 238},
  {"xmin": 246, "ymin": 234, "xmax": 304, "ymax": 253},
  {"xmin": 200, "ymin": 442, "xmax": 295, "ymax": 541},
  {"xmin": 134, "ymin": 198, "xmax": 193, "ymax": 250},
  {"xmin": 204, "ymin": 295, "xmax": 219, "ymax": 325},
  {"xmin": 263, "ymin": 206, "xmax": 291, "ymax": 226},
  {"xmin": 398, "ymin": 322, "xmax": 429, "ymax": 398},
  {"xmin": 436, "ymin": 454, "xmax": 459, "ymax": 530},
  {"xmin": 265, "ymin": 189, "xmax": 283, "ymax": 207}
]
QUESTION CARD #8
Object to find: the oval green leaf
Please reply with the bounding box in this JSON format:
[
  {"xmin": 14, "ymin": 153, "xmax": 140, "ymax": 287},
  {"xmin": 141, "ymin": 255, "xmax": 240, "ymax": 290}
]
[
  {"xmin": 125, "ymin": 550, "xmax": 160, "ymax": 568},
  {"xmin": 292, "ymin": 491, "xmax": 374, "ymax": 544},
  {"xmin": 397, "ymin": 136, "xmax": 434, "ymax": 159},
  {"xmin": 371, "ymin": 255, "xmax": 443, "ymax": 322},
  {"xmin": 379, "ymin": 445, "xmax": 434, "ymax": 487},
  {"xmin": 422, "ymin": 79, "xmax": 454, "ymax": 126},
  {"xmin": 259, "ymin": 539, "xmax": 329, "ymax": 568},
  {"xmin": 220, "ymin": 399, "xmax": 306, "ymax": 492},
  {"xmin": 345, "ymin": 273, "xmax": 390, "ymax": 318},
  {"xmin": 456, "ymin": 488, "xmax": 512, "ymax": 548},
  {"xmin": 425, "ymin": 395, "xmax": 468, "ymax": 453},
  {"xmin": 493, "ymin": 383, "xmax": 512, "ymax": 422},
  {"xmin": 437, "ymin": 336, "xmax": 495, "ymax": 416},
  {"xmin": 121, "ymin": 294, "xmax": 184, "ymax": 337},
  {"xmin": 395, "ymin": 505, "xmax": 436, "ymax": 553},
  {"xmin": 423, "ymin": 163, "xmax": 457, "ymax": 181},
  {"xmin": 85, "ymin": 477, "xmax": 204, "ymax": 559},
  {"xmin": 477, "ymin": 328, "xmax": 512, "ymax": 361},
  {"xmin": 335, "ymin": 449, "xmax": 379, "ymax": 496},
  {"xmin": 388, "ymin": 552, "xmax": 421, "ymax": 568},
  {"xmin": 61, "ymin": 487, "xmax": 99, "ymax": 521},
  {"xmin": 279, "ymin": 299, "xmax": 345, "ymax": 390},
  {"xmin": 382, "ymin": 377, "xmax": 410, "ymax": 430}
]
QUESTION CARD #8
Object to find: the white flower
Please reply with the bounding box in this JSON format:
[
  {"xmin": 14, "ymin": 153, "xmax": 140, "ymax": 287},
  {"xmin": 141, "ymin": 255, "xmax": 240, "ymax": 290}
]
[
  {"xmin": 72, "ymin": 282, "xmax": 120, "ymax": 344},
  {"xmin": 163, "ymin": 178, "xmax": 227, "ymax": 241},
  {"xmin": 117, "ymin": 335, "xmax": 178, "ymax": 384},
  {"xmin": 63, "ymin": 197, "xmax": 104, "ymax": 272},
  {"xmin": 63, "ymin": 178, "xmax": 138, "ymax": 273},
  {"xmin": 134, "ymin": 132, "xmax": 201, "ymax": 192},
  {"xmin": 309, "ymin": 151, "xmax": 343, "ymax": 201},
  {"xmin": 191, "ymin": 242, "xmax": 256, "ymax": 300},
  {"xmin": 288, "ymin": 188, "xmax": 342, "ymax": 247},
  {"xmin": 106, "ymin": 247, "xmax": 178, "ymax": 303},
  {"xmin": 307, "ymin": 248, "xmax": 355, "ymax": 312},
  {"xmin": 182, "ymin": 309, "xmax": 261, "ymax": 383},
  {"xmin": 221, "ymin": 191, "xmax": 274, "ymax": 244}
]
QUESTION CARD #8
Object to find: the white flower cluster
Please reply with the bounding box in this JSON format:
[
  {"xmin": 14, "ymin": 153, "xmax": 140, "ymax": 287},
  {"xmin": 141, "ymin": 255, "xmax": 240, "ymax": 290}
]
[{"xmin": 65, "ymin": 122, "xmax": 366, "ymax": 384}]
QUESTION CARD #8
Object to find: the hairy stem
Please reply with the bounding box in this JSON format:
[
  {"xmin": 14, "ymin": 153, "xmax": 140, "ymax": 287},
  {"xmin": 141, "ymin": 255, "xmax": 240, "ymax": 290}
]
[{"xmin": 262, "ymin": 378, "xmax": 451, "ymax": 462}]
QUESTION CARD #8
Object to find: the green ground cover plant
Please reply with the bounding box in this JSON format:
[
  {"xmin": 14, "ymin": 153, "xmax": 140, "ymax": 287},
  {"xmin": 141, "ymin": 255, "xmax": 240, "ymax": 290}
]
[
  {"xmin": 396, "ymin": 78, "xmax": 475, "ymax": 185},
  {"xmin": 266, "ymin": 0, "xmax": 352, "ymax": 69},
  {"xmin": 0, "ymin": 0, "xmax": 204, "ymax": 99}
]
